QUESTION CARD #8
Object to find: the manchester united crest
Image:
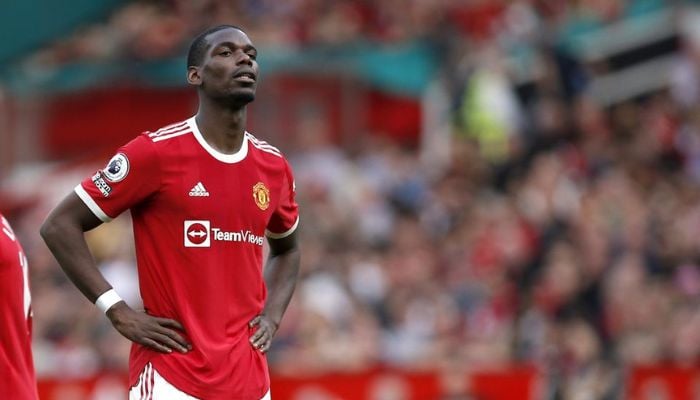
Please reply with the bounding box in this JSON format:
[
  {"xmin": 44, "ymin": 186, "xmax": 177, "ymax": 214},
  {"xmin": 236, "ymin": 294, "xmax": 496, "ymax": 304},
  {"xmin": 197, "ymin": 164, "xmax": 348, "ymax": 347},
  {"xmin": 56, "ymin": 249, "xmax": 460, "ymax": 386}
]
[{"xmin": 253, "ymin": 182, "xmax": 270, "ymax": 210}]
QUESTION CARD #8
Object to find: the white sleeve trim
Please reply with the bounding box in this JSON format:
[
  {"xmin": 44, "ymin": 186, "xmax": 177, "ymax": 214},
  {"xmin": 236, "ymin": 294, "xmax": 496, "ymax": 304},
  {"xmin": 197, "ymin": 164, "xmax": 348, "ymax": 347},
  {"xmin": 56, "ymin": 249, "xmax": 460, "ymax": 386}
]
[
  {"xmin": 266, "ymin": 216, "xmax": 299, "ymax": 239},
  {"xmin": 74, "ymin": 184, "xmax": 113, "ymax": 222}
]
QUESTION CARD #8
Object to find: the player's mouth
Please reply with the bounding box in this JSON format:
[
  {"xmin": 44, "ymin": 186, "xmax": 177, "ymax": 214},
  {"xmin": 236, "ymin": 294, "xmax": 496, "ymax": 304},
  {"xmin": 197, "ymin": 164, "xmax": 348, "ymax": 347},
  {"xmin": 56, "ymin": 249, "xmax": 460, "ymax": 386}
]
[{"xmin": 233, "ymin": 70, "xmax": 256, "ymax": 83}]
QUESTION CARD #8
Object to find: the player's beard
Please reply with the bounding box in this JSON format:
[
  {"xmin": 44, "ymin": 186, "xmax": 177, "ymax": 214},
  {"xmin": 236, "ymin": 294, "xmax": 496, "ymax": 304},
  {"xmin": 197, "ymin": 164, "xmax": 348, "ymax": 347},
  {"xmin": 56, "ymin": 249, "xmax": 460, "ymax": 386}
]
[
  {"xmin": 202, "ymin": 82, "xmax": 256, "ymax": 109},
  {"xmin": 229, "ymin": 91, "xmax": 255, "ymax": 106},
  {"xmin": 209, "ymin": 90, "xmax": 255, "ymax": 109}
]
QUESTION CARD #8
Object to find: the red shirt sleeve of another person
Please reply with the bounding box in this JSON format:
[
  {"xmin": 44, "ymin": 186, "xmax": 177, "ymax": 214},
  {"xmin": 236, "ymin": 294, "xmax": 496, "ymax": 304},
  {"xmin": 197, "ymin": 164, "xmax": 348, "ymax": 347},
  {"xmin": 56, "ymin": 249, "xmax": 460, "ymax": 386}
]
[{"xmin": 0, "ymin": 214, "xmax": 38, "ymax": 400}]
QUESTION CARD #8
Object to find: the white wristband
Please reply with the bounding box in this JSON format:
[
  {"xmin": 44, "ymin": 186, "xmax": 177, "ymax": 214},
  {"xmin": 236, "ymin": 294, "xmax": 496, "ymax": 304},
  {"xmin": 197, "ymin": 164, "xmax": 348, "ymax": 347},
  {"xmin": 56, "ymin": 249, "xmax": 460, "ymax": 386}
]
[{"xmin": 95, "ymin": 289, "xmax": 123, "ymax": 313}]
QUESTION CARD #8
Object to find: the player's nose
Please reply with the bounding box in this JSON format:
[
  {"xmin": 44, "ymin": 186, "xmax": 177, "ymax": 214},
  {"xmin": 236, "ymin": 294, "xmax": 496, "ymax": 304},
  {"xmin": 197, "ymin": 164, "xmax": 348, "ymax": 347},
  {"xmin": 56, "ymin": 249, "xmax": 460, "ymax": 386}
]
[{"xmin": 236, "ymin": 51, "xmax": 253, "ymax": 66}]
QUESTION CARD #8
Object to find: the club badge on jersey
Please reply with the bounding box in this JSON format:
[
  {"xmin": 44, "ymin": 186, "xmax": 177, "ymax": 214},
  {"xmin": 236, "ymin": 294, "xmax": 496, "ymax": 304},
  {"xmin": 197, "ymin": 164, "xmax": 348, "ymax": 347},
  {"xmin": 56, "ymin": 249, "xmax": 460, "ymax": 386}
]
[{"xmin": 253, "ymin": 182, "xmax": 270, "ymax": 210}]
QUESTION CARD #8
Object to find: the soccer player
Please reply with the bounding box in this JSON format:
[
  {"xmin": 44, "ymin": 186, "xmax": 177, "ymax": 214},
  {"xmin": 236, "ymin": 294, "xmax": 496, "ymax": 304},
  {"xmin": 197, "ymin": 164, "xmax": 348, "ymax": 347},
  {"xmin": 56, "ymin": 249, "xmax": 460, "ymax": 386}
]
[
  {"xmin": 40, "ymin": 25, "xmax": 300, "ymax": 400},
  {"xmin": 0, "ymin": 213, "xmax": 38, "ymax": 399}
]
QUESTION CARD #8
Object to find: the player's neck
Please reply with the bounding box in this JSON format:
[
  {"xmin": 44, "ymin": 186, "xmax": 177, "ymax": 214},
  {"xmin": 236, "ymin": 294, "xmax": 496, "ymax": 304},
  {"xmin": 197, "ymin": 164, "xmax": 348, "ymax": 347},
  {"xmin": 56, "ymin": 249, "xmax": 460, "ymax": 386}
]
[{"xmin": 194, "ymin": 105, "xmax": 247, "ymax": 155}]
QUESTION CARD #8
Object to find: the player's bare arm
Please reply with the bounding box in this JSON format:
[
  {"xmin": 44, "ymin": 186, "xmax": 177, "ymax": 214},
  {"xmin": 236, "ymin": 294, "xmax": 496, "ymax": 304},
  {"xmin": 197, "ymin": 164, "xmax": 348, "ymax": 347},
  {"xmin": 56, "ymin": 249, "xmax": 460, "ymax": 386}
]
[
  {"xmin": 250, "ymin": 230, "xmax": 301, "ymax": 353},
  {"xmin": 40, "ymin": 193, "xmax": 191, "ymax": 354}
]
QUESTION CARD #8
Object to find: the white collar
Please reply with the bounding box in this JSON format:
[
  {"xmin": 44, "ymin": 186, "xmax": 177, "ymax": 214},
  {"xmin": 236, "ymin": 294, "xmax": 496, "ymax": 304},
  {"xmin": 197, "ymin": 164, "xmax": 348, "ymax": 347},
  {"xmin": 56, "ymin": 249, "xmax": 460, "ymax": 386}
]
[{"xmin": 187, "ymin": 117, "xmax": 248, "ymax": 163}]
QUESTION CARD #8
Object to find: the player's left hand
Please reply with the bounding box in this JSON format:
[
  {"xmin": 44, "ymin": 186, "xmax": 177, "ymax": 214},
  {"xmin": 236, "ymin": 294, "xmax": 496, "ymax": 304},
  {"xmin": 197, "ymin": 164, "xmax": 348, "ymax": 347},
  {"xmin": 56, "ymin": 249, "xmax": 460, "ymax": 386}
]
[{"xmin": 249, "ymin": 315, "xmax": 278, "ymax": 353}]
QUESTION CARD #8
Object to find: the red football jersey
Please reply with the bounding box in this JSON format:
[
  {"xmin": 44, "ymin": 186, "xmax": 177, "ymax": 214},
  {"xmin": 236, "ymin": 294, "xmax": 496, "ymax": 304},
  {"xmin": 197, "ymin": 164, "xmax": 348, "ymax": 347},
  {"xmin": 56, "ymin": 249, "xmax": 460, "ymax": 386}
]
[
  {"xmin": 76, "ymin": 118, "xmax": 299, "ymax": 399},
  {"xmin": 0, "ymin": 214, "xmax": 38, "ymax": 400}
]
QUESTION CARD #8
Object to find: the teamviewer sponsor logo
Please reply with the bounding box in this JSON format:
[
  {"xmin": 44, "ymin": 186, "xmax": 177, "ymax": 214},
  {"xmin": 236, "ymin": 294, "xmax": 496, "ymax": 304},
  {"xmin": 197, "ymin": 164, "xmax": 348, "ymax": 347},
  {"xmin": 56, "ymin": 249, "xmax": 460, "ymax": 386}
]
[
  {"xmin": 212, "ymin": 228, "xmax": 264, "ymax": 246},
  {"xmin": 184, "ymin": 220, "xmax": 264, "ymax": 247},
  {"xmin": 184, "ymin": 220, "xmax": 210, "ymax": 247}
]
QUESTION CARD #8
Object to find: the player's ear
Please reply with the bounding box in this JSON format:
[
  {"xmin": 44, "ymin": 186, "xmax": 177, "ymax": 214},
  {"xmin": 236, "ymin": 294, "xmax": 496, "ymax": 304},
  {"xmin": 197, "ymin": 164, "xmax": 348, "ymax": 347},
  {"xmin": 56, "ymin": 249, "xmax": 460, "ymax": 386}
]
[{"xmin": 187, "ymin": 66, "xmax": 201, "ymax": 85}]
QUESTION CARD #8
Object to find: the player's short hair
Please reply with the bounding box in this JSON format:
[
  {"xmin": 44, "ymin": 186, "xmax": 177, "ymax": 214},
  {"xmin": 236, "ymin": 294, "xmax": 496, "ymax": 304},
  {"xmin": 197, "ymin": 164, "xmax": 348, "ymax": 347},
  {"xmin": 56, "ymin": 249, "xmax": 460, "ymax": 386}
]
[{"xmin": 187, "ymin": 25, "xmax": 245, "ymax": 68}]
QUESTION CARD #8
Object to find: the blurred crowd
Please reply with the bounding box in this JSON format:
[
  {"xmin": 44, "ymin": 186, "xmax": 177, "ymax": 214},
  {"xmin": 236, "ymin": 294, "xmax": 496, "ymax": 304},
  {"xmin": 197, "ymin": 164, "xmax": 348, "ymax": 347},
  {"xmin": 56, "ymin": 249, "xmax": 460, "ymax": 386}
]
[
  {"xmin": 4, "ymin": 0, "xmax": 700, "ymax": 399},
  {"xmin": 279, "ymin": 99, "xmax": 700, "ymax": 399},
  {"xmin": 25, "ymin": 0, "xmax": 669, "ymax": 67},
  {"xmin": 27, "ymin": 0, "xmax": 462, "ymax": 67}
]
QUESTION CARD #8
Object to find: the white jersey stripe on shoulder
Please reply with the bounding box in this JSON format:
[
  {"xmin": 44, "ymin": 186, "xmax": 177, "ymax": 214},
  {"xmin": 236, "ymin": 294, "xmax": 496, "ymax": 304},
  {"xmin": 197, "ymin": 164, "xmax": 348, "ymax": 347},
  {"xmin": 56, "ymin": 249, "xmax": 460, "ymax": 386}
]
[
  {"xmin": 246, "ymin": 133, "xmax": 281, "ymax": 152},
  {"xmin": 252, "ymin": 141, "xmax": 281, "ymax": 153},
  {"xmin": 250, "ymin": 141, "xmax": 282, "ymax": 157},
  {"xmin": 250, "ymin": 140, "xmax": 281, "ymax": 152},
  {"xmin": 246, "ymin": 134, "xmax": 282, "ymax": 153},
  {"xmin": 244, "ymin": 132, "xmax": 269, "ymax": 144},
  {"xmin": 149, "ymin": 123, "xmax": 189, "ymax": 137},
  {"xmin": 155, "ymin": 120, "xmax": 187, "ymax": 132},
  {"xmin": 148, "ymin": 121, "xmax": 187, "ymax": 136},
  {"xmin": 149, "ymin": 122, "xmax": 188, "ymax": 137},
  {"xmin": 251, "ymin": 145, "xmax": 282, "ymax": 157},
  {"xmin": 148, "ymin": 123, "xmax": 188, "ymax": 137},
  {"xmin": 152, "ymin": 130, "xmax": 192, "ymax": 142},
  {"xmin": 149, "ymin": 127, "xmax": 188, "ymax": 139}
]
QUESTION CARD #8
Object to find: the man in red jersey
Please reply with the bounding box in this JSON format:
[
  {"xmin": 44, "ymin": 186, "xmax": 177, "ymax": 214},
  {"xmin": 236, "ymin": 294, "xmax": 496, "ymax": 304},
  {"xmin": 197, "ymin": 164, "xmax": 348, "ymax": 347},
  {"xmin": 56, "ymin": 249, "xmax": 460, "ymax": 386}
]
[
  {"xmin": 41, "ymin": 25, "xmax": 300, "ymax": 400},
  {"xmin": 1, "ymin": 213, "xmax": 38, "ymax": 399}
]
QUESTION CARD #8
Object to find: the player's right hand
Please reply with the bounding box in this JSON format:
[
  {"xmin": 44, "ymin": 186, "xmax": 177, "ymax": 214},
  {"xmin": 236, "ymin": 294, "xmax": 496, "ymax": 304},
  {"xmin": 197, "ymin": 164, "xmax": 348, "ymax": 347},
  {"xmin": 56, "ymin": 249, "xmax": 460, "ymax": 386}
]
[{"xmin": 106, "ymin": 302, "xmax": 192, "ymax": 354}]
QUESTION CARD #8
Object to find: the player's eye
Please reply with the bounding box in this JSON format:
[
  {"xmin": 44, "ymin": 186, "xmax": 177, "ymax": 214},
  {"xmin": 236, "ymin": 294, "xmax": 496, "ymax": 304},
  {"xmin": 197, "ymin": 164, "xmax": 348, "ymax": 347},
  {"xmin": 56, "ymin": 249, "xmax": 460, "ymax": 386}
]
[
  {"xmin": 219, "ymin": 50, "xmax": 232, "ymax": 57},
  {"xmin": 248, "ymin": 52, "xmax": 257, "ymax": 60}
]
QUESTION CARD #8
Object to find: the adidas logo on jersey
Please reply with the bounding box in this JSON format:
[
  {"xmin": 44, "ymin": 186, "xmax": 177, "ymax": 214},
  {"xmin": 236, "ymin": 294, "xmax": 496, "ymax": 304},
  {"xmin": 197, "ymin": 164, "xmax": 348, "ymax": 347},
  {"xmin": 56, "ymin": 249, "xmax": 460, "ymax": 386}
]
[{"xmin": 189, "ymin": 182, "xmax": 210, "ymax": 197}]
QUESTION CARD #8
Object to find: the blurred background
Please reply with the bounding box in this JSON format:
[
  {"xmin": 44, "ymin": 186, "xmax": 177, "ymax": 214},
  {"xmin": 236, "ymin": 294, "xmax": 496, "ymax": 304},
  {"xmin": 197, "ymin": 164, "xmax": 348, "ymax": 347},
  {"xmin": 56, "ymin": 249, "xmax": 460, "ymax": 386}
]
[{"xmin": 1, "ymin": 0, "xmax": 700, "ymax": 399}]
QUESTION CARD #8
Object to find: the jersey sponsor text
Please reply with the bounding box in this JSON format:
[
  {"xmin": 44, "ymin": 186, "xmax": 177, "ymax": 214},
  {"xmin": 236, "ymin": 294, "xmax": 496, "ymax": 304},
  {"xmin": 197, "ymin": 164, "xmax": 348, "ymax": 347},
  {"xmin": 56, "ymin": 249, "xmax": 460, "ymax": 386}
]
[
  {"xmin": 212, "ymin": 228, "xmax": 264, "ymax": 246},
  {"xmin": 184, "ymin": 220, "xmax": 264, "ymax": 247},
  {"xmin": 92, "ymin": 173, "xmax": 112, "ymax": 197}
]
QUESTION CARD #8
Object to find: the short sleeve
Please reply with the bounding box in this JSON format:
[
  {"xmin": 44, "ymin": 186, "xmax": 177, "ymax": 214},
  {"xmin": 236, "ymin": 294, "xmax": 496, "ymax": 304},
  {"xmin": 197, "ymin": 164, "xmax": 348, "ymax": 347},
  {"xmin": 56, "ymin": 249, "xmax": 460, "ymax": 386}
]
[
  {"xmin": 266, "ymin": 159, "xmax": 299, "ymax": 238},
  {"xmin": 75, "ymin": 135, "xmax": 160, "ymax": 222}
]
